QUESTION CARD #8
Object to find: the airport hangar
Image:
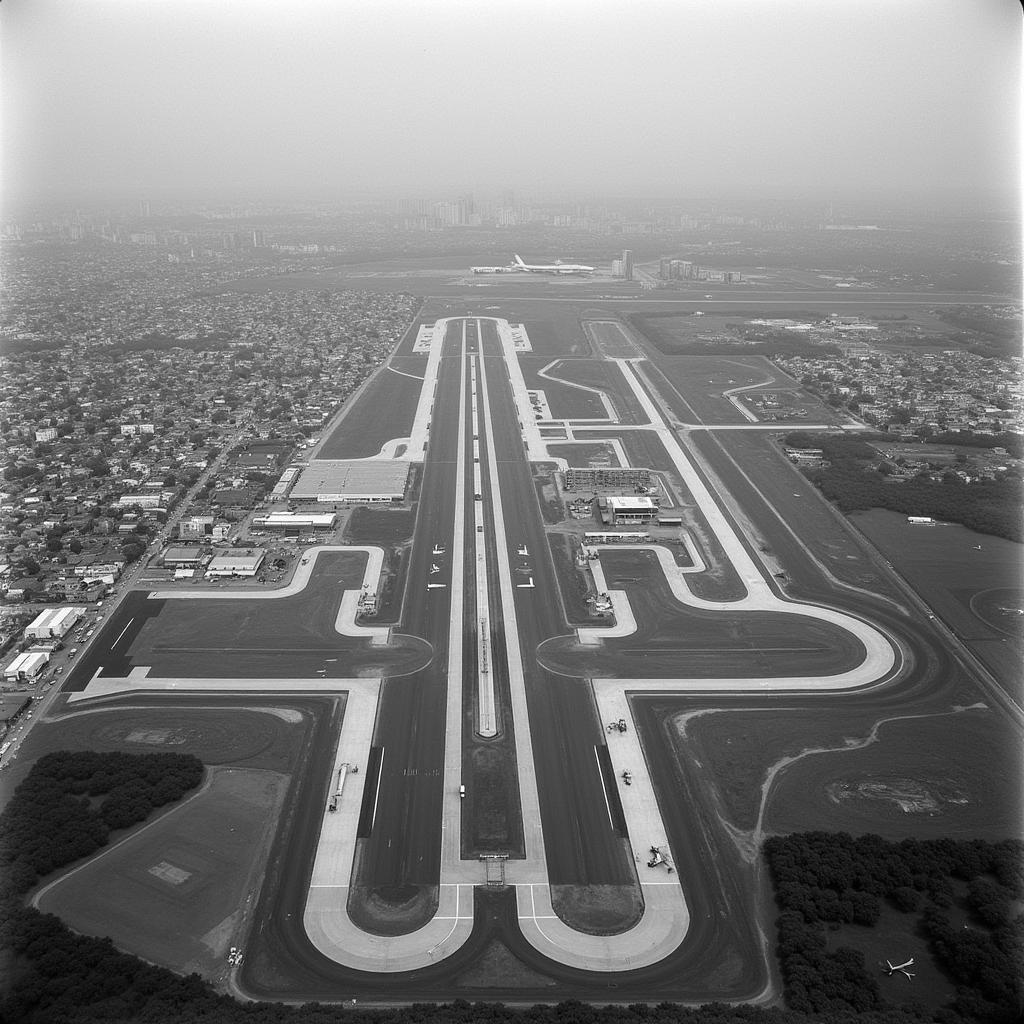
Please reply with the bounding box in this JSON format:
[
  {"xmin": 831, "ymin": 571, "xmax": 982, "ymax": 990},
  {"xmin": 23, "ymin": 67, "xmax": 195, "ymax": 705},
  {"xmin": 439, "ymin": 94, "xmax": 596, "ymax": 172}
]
[{"xmin": 290, "ymin": 460, "xmax": 410, "ymax": 504}]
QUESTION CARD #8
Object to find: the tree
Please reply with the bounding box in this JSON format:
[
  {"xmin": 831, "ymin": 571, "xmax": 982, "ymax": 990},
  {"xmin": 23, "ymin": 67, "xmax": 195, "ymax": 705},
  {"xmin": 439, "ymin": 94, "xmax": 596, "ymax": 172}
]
[
  {"xmin": 85, "ymin": 455, "xmax": 110, "ymax": 477},
  {"xmin": 120, "ymin": 541, "xmax": 144, "ymax": 563}
]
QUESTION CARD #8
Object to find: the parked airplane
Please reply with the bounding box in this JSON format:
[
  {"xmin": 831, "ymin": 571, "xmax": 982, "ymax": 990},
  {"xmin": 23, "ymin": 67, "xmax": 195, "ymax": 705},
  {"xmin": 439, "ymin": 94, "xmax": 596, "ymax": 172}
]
[
  {"xmin": 884, "ymin": 958, "xmax": 915, "ymax": 979},
  {"xmin": 432, "ymin": 544, "xmax": 446, "ymax": 555},
  {"xmin": 647, "ymin": 846, "xmax": 675, "ymax": 872},
  {"xmin": 517, "ymin": 544, "xmax": 529, "ymax": 556},
  {"xmin": 430, "ymin": 564, "xmax": 441, "ymax": 574},
  {"xmin": 511, "ymin": 254, "xmax": 594, "ymax": 275}
]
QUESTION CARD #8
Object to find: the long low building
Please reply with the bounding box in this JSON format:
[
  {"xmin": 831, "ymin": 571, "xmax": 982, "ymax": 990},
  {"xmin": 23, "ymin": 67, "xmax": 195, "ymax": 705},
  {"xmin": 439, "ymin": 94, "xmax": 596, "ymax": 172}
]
[
  {"xmin": 290, "ymin": 460, "xmax": 410, "ymax": 504},
  {"xmin": 206, "ymin": 549, "xmax": 267, "ymax": 578},
  {"xmin": 252, "ymin": 512, "xmax": 336, "ymax": 533},
  {"xmin": 25, "ymin": 606, "xmax": 86, "ymax": 640},
  {"xmin": 3, "ymin": 650, "xmax": 50, "ymax": 683},
  {"xmin": 161, "ymin": 546, "xmax": 206, "ymax": 568}
]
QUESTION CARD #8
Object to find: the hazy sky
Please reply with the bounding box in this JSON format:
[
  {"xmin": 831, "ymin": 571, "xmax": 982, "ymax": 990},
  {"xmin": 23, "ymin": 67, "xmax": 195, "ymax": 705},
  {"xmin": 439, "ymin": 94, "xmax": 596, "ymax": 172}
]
[{"xmin": 2, "ymin": 0, "xmax": 1019, "ymax": 205}]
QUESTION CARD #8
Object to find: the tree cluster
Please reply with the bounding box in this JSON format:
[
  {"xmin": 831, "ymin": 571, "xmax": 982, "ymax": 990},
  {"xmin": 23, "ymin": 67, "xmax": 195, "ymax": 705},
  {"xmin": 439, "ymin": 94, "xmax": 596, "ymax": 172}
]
[
  {"xmin": 764, "ymin": 832, "xmax": 1024, "ymax": 1024},
  {"xmin": 936, "ymin": 309, "xmax": 1021, "ymax": 359},
  {"xmin": 3, "ymin": 767, "xmax": 1019, "ymax": 1024},
  {"xmin": 928, "ymin": 431, "xmax": 1023, "ymax": 459},
  {"xmin": 783, "ymin": 432, "xmax": 1022, "ymax": 542},
  {"xmin": 0, "ymin": 749, "xmax": 204, "ymax": 899}
]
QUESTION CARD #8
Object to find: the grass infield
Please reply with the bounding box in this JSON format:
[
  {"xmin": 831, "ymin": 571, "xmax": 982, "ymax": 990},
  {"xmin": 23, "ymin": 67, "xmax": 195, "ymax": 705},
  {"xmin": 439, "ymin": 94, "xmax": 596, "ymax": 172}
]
[{"xmin": 36, "ymin": 766, "xmax": 290, "ymax": 976}]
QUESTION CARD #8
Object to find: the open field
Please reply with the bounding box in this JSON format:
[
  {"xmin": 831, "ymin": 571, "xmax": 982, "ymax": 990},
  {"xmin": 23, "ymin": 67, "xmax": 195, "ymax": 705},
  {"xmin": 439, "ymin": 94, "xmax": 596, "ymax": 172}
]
[
  {"xmin": 550, "ymin": 359, "xmax": 648, "ymax": 423},
  {"xmin": 675, "ymin": 706, "xmax": 898, "ymax": 832},
  {"xmin": 645, "ymin": 355, "xmax": 832, "ymax": 426},
  {"xmin": 318, "ymin": 362, "xmax": 423, "ymax": 459},
  {"xmin": 517, "ymin": 357, "xmax": 607, "ymax": 419},
  {"xmin": 37, "ymin": 766, "xmax": 290, "ymax": 976},
  {"xmin": 851, "ymin": 509, "xmax": 1024, "ymax": 697},
  {"xmin": 546, "ymin": 442, "xmax": 619, "ymax": 467},
  {"xmin": 766, "ymin": 707, "xmax": 1023, "ymax": 840},
  {"xmin": 0, "ymin": 701, "xmax": 315, "ymax": 804},
  {"xmin": 521, "ymin": 316, "xmax": 592, "ymax": 357},
  {"xmin": 344, "ymin": 506, "xmax": 416, "ymax": 546}
]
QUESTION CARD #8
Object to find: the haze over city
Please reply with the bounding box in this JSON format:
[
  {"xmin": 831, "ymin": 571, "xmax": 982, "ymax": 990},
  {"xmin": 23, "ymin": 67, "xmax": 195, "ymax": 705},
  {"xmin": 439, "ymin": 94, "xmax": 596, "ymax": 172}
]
[{"xmin": 2, "ymin": 0, "xmax": 1020, "ymax": 208}]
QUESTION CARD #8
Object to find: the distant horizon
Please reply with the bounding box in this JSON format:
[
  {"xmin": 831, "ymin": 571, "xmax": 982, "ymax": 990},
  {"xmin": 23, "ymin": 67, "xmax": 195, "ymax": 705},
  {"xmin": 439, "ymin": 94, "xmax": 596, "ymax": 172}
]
[
  {"xmin": 2, "ymin": 0, "xmax": 1018, "ymax": 216},
  {"xmin": 3, "ymin": 183, "xmax": 1020, "ymax": 221}
]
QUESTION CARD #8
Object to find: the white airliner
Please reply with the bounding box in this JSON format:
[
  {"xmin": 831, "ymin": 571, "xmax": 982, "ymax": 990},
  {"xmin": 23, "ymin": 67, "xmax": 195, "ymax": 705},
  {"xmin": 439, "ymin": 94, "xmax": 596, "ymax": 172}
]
[
  {"xmin": 884, "ymin": 958, "xmax": 915, "ymax": 980},
  {"xmin": 511, "ymin": 254, "xmax": 594, "ymax": 275}
]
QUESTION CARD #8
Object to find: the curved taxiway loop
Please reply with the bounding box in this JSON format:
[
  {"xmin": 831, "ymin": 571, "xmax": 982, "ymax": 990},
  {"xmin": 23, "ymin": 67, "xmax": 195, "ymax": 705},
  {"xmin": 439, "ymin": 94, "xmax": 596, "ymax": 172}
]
[
  {"xmin": 149, "ymin": 545, "xmax": 384, "ymax": 605},
  {"xmin": 515, "ymin": 882, "xmax": 688, "ymax": 972},
  {"xmin": 579, "ymin": 546, "xmax": 897, "ymax": 689},
  {"xmin": 485, "ymin": 316, "xmax": 900, "ymax": 972}
]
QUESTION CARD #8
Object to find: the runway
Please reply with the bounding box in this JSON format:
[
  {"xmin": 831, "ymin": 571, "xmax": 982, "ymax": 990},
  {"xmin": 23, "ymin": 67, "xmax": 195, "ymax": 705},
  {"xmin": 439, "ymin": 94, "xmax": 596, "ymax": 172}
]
[{"xmin": 46, "ymin": 298, "xmax": 1019, "ymax": 1000}]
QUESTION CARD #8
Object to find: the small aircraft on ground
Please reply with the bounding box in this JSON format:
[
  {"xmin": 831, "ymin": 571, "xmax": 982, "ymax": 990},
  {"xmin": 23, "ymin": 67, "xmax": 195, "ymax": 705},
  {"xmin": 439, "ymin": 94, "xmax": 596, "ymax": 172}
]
[
  {"xmin": 432, "ymin": 544, "xmax": 446, "ymax": 555},
  {"xmin": 647, "ymin": 846, "xmax": 674, "ymax": 872},
  {"xmin": 884, "ymin": 958, "xmax": 915, "ymax": 980}
]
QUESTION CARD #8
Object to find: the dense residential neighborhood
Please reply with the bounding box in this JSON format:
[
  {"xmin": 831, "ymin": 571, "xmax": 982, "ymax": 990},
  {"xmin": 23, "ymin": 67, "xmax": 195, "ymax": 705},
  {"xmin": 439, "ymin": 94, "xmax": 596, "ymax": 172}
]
[{"xmin": 0, "ymin": 242, "xmax": 418, "ymax": 670}]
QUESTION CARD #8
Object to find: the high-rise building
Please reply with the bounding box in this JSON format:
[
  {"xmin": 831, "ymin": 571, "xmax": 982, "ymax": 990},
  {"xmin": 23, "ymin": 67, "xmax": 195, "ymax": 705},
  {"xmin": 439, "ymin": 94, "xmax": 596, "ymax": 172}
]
[{"xmin": 622, "ymin": 249, "xmax": 634, "ymax": 281}]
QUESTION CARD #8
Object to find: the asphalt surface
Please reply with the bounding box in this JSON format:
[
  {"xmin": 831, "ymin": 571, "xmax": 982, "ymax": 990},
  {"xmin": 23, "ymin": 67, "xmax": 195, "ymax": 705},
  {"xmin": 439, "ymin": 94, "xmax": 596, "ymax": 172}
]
[
  {"xmin": 352, "ymin": 320, "xmax": 465, "ymax": 892},
  {"xmin": 36, "ymin": 296, "xmax": 1021, "ymax": 1002}
]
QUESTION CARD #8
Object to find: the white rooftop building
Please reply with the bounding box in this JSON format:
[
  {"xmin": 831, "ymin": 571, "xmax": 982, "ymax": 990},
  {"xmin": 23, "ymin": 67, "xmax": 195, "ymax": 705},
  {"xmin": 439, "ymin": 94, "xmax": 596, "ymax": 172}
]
[
  {"xmin": 3, "ymin": 650, "xmax": 50, "ymax": 682},
  {"xmin": 25, "ymin": 606, "xmax": 86, "ymax": 640}
]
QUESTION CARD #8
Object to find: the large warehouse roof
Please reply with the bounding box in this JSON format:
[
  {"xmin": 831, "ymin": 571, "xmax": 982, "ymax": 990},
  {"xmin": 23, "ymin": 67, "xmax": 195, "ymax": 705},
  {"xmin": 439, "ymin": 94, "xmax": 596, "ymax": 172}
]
[{"xmin": 291, "ymin": 460, "xmax": 410, "ymax": 502}]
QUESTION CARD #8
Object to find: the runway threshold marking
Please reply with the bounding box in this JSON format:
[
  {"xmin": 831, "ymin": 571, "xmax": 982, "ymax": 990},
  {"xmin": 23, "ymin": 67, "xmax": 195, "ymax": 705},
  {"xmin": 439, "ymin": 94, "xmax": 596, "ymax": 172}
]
[
  {"xmin": 112, "ymin": 618, "xmax": 135, "ymax": 648},
  {"xmin": 371, "ymin": 746, "xmax": 385, "ymax": 834},
  {"xmin": 594, "ymin": 745, "xmax": 615, "ymax": 831}
]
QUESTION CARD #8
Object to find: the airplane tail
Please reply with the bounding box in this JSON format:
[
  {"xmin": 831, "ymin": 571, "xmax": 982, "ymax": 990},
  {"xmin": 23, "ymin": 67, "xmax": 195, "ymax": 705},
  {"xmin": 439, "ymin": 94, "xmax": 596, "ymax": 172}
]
[{"xmin": 513, "ymin": 254, "xmax": 526, "ymax": 267}]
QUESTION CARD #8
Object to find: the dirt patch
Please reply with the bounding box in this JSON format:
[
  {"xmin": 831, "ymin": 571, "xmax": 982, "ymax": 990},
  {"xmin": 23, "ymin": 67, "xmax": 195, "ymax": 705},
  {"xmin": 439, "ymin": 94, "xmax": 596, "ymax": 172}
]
[
  {"xmin": 549, "ymin": 884, "xmax": 643, "ymax": 935},
  {"xmin": 825, "ymin": 776, "xmax": 969, "ymax": 815},
  {"xmin": 547, "ymin": 535, "xmax": 603, "ymax": 626},
  {"xmin": 533, "ymin": 472, "xmax": 563, "ymax": 524},
  {"xmin": 455, "ymin": 938, "xmax": 556, "ymax": 988},
  {"xmin": 346, "ymin": 884, "xmax": 439, "ymax": 936}
]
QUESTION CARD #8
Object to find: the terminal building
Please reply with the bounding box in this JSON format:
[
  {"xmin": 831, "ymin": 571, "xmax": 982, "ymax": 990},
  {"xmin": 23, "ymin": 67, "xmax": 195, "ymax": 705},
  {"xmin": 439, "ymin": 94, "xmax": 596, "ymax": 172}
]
[
  {"xmin": 599, "ymin": 495, "xmax": 659, "ymax": 525},
  {"xmin": 563, "ymin": 467, "xmax": 650, "ymax": 492},
  {"xmin": 290, "ymin": 460, "xmax": 410, "ymax": 504},
  {"xmin": 25, "ymin": 606, "xmax": 85, "ymax": 640}
]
